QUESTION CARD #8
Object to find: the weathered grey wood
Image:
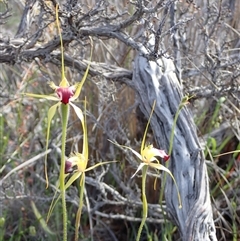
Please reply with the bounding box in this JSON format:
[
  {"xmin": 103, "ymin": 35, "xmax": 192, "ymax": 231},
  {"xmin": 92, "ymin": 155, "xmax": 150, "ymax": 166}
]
[{"xmin": 132, "ymin": 44, "xmax": 217, "ymax": 241}]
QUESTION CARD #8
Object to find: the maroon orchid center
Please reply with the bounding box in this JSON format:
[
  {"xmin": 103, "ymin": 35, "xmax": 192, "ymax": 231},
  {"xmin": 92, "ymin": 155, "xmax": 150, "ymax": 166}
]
[
  {"xmin": 65, "ymin": 160, "xmax": 73, "ymax": 174},
  {"xmin": 56, "ymin": 87, "xmax": 74, "ymax": 104},
  {"xmin": 158, "ymin": 149, "xmax": 170, "ymax": 161},
  {"xmin": 163, "ymin": 154, "xmax": 170, "ymax": 162}
]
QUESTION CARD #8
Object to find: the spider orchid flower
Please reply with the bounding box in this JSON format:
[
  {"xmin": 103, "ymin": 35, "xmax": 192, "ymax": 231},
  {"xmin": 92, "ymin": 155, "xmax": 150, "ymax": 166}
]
[
  {"xmin": 26, "ymin": 6, "xmax": 93, "ymax": 241},
  {"xmin": 109, "ymin": 101, "xmax": 175, "ymax": 184},
  {"xmin": 24, "ymin": 52, "xmax": 92, "ymax": 187},
  {"xmin": 109, "ymin": 101, "xmax": 181, "ymax": 241},
  {"xmin": 63, "ymin": 101, "xmax": 116, "ymax": 191},
  {"xmin": 130, "ymin": 144, "xmax": 170, "ymax": 179},
  {"xmin": 64, "ymin": 152, "xmax": 115, "ymax": 189},
  {"xmin": 23, "ymin": 5, "xmax": 93, "ymax": 187},
  {"xmin": 24, "ymin": 53, "xmax": 92, "ymax": 136},
  {"xmin": 24, "ymin": 3, "xmax": 93, "ymax": 155},
  {"xmin": 48, "ymin": 100, "xmax": 116, "ymax": 241},
  {"xmin": 63, "ymin": 153, "xmax": 115, "ymax": 241}
]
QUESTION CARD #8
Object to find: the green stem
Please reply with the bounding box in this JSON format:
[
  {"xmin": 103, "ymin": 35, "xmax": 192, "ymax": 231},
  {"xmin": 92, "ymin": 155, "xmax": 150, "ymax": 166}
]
[
  {"xmin": 168, "ymin": 101, "xmax": 185, "ymax": 157},
  {"xmin": 136, "ymin": 165, "xmax": 148, "ymax": 241},
  {"xmin": 60, "ymin": 103, "xmax": 69, "ymax": 241},
  {"xmin": 159, "ymin": 97, "xmax": 186, "ymax": 224}
]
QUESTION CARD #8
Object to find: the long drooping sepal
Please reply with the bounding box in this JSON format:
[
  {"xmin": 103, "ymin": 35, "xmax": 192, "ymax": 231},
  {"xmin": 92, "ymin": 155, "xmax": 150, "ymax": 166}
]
[
  {"xmin": 70, "ymin": 103, "xmax": 84, "ymax": 131},
  {"xmin": 82, "ymin": 99, "xmax": 88, "ymax": 160},
  {"xmin": 64, "ymin": 172, "xmax": 82, "ymax": 190},
  {"xmin": 108, "ymin": 140, "xmax": 143, "ymax": 161},
  {"xmin": 71, "ymin": 37, "xmax": 93, "ymax": 102},
  {"xmin": 24, "ymin": 93, "xmax": 59, "ymax": 101},
  {"xmin": 55, "ymin": 4, "xmax": 69, "ymax": 87},
  {"xmin": 45, "ymin": 102, "xmax": 61, "ymax": 187},
  {"xmin": 150, "ymin": 162, "xmax": 182, "ymax": 208}
]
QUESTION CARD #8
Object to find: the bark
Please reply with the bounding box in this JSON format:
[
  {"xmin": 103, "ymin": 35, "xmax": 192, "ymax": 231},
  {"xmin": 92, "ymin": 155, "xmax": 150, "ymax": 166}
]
[{"xmin": 132, "ymin": 42, "xmax": 217, "ymax": 241}]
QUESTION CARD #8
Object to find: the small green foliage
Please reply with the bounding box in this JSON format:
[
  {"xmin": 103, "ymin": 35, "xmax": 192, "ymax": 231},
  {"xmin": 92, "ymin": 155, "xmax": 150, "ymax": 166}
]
[
  {"xmin": 0, "ymin": 114, "xmax": 8, "ymax": 158},
  {"xmin": 28, "ymin": 226, "xmax": 36, "ymax": 236},
  {"xmin": 0, "ymin": 217, "xmax": 5, "ymax": 228},
  {"xmin": 0, "ymin": 217, "xmax": 5, "ymax": 241},
  {"xmin": 31, "ymin": 201, "xmax": 55, "ymax": 236},
  {"xmin": 2, "ymin": 1, "xmax": 240, "ymax": 241},
  {"xmin": 22, "ymin": 4, "xmax": 94, "ymax": 241}
]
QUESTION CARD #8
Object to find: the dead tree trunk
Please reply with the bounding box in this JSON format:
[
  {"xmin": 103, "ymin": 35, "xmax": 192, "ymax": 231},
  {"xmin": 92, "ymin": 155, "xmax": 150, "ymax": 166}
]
[{"xmin": 132, "ymin": 44, "xmax": 217, "ymax": 241}]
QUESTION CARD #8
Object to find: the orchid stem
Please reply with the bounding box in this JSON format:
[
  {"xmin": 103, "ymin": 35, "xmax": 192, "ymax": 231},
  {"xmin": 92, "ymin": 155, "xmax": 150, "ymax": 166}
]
[
  {"xmin": 159, "ymin": 97, "xmax": 185, "ymax": 219},
  {"xmin": 60, "ymin": 103, "xmax": 69, "ymax": 241},
  {"xmin": 136, "ymin": 165, "xmax": 148, "ymax": 241},
  {"xmin": 75, "ymin": 173, "xmax": 85, "ymax": 241}
]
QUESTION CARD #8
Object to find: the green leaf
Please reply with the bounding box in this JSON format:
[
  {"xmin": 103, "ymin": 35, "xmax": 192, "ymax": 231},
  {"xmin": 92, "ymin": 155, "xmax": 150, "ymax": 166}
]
[
  {"xmin": 31, "ymin": 201, "xmax": 55, "ymax": 236},
  {"xmin": 71, "ymin": 37, "xmax": 93, "ymax": 101}
]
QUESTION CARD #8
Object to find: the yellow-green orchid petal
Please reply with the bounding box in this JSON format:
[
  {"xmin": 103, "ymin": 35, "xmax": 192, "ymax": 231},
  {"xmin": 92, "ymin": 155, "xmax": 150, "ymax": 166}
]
[
  {"xmin": 45, "ymin": 102, "xmax": 61, "ymax": 187},
  {"xmin": 47, "ymin": 185, "xmax": 61, "ymax": 222},
  {"xmin": 149, "ymin": 162, "xmax": 173, "ymax": 173},
  {"xmin": 108, "ymin": 140, "xmax": 143, "ymax": 161},
  {"xmin": 85, "ymin": 161, "xmax": 117, "ymax": 172},
  {"xmin": 75, "ymin": 153, "xmax": 88, "ymax": 172},
  {"xmin": 65, "ymin": 172, "xmax": 82, "ymax": 190},
  {"xmin": 55, "ymin": 6, "xmax": 70, "ymax": 88},
  {"xmin": 141, "ymin": 145, "xmax": 155, "ymax": 161},
  {"xmin": 140, "ymin": 101, "xmax": 156, "ymax": 153},
  {"xmin": 148, "ymin": 157, "xmax": 159, "ymax": 163},
  {"xmin": 70, "ymin": 80, "xmax": 84, "ymax": 102},
  {"xmin": 82, "ymin": 99, "xmax": 88, "ymax": 159},
  {"xmin": 71, "ymin": 37, "xmax": 93, "ymax": 102},
  {"xmin": 69, "ymin": 103, "xmax": 84, "ymax": 127},
  {"xmin": 129, "ymin": 148, "xmax": 143, "ymax": 161},
  {"xmin": 46, "ymin": 102, "xmax": 61, "ymax": 148},
  {"xmin": 49, "ymin": 81, "xmax": 59, "ymax": 90},
  {"xmin": 67, "ymin": 155, "xmax": 81, "ymax": 166},
  {"xmin": 59, "ymin": 76, "xmax": 70, "ymax": 88},
  {"xmin": 149, "ymin": 162, "xmax": 182, "ymax": 208},
  {"xmin": 141, "ymin": 145, "xmax": 170, "ymax": 162},
  {"xmin": 131, "ymin": 162, "xmax": 146, "ymax": 179},
  {"xmin": 24, "ymin": 93, "xmax": 59, "ymax": 101}
]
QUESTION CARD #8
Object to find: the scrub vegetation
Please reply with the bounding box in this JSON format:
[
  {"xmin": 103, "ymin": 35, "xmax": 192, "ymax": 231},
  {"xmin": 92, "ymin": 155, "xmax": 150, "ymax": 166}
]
[{"xmin": 0, "ymin": 0, "xmax": 239, "ymax": 240}]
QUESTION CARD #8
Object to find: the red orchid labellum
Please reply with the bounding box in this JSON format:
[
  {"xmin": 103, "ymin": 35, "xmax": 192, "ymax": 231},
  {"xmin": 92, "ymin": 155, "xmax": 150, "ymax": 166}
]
[{"xmin": 55, "ymin": 86, "xmax": 75, "ymax": 105}]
